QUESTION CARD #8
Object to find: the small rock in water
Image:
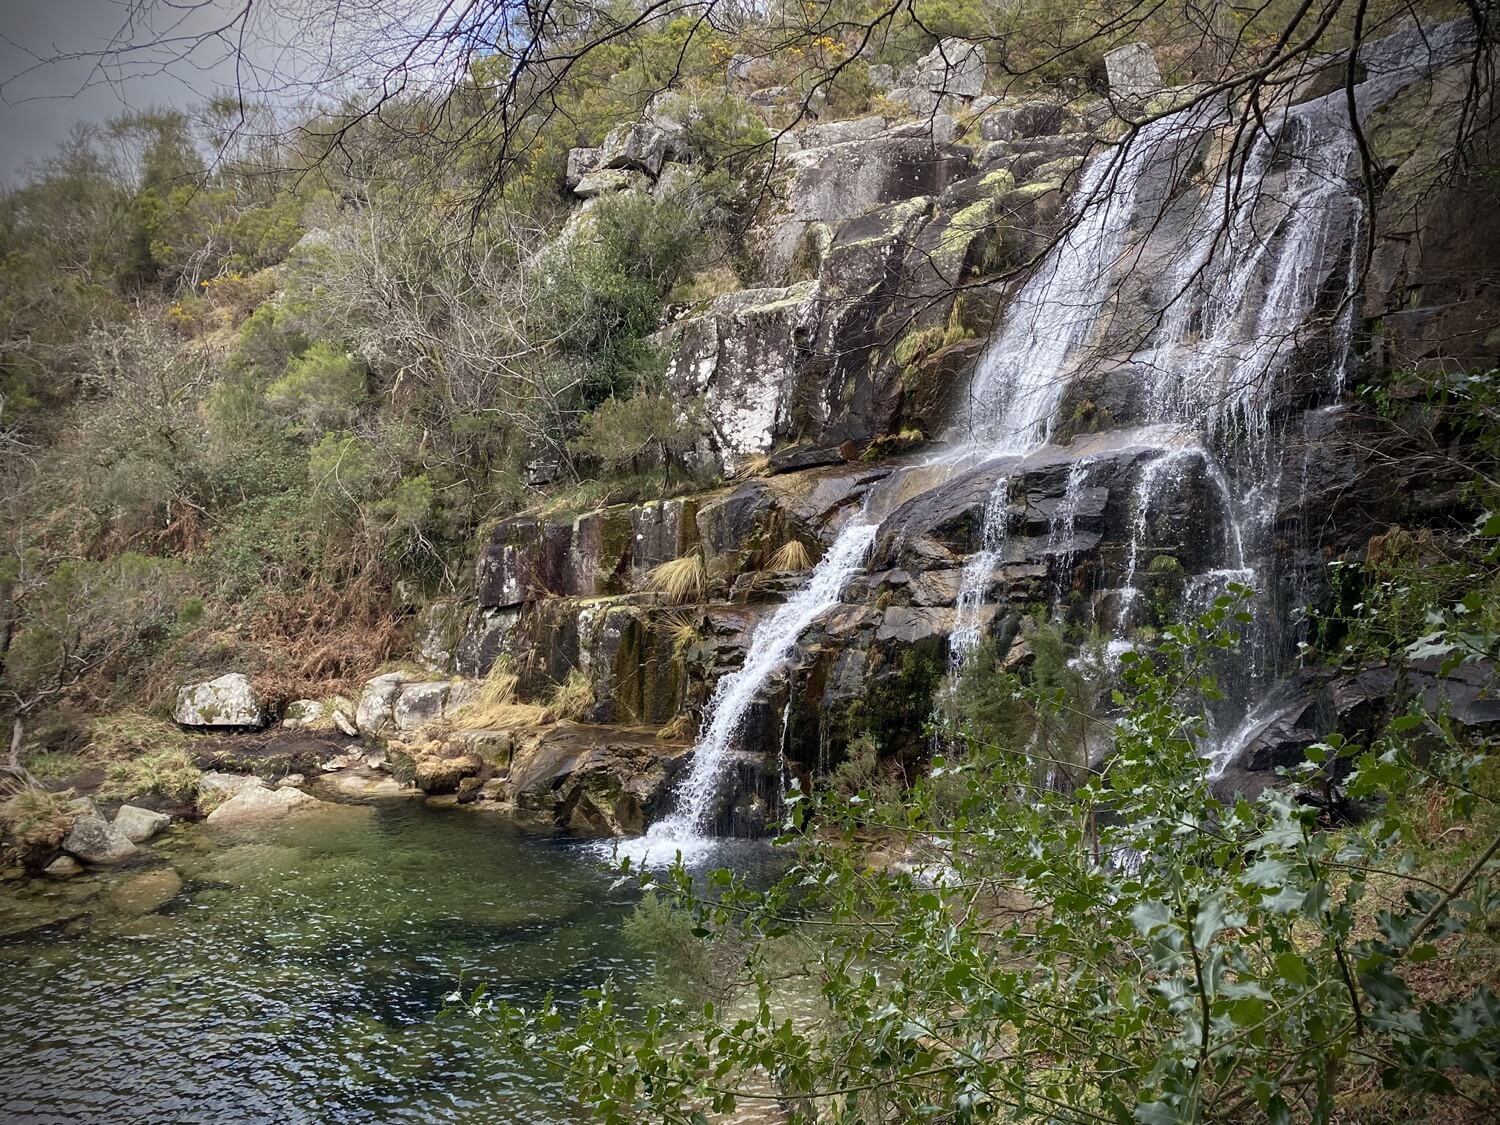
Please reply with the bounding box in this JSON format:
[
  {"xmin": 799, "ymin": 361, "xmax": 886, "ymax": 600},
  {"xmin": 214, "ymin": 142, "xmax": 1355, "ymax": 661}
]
[
  {"xmin": 63, "ymin": 816, "xmax": 140, "ymax": 865},
  {"xmin": 415, "ymin": 754, "xmax": 482, "ymax": 795},
  {"xmin": 113, "ymin": 804, "xmax": 171, "ymax": 843},
  {"xmin": 205, "ymin": 782, "xmax": 321, "ymax": 824},
  {"xmin": 110, "ymin": 868, "xmax": 183, "ymax": 915},
  {"xmin": 323, "ymin": 769, "xmax": 409, "ymax": 799},
  {"xmin": 43, "ymin": 856, "xmax": 83, "ymax": 878},
  {"xmin": 198, "ymin": 771, "xmax": 265, "ymax": 799}
]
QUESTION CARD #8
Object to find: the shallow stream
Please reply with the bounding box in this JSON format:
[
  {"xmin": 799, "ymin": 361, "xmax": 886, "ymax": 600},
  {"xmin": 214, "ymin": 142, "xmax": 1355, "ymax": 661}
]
[{"xmin": 0, "ymin": 797, "xmax": 657, "ymax": 1123}]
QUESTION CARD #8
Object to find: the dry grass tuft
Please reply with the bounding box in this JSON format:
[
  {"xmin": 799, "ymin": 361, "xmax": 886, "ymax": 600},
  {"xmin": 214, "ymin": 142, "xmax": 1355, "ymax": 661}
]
[
  {"xmin": 1, "ymin": 788, "xmax": 75, "ymax": 849},
  {"xmin": 542, "ymin": 670, "xmax": 595, "ymax": 723},
  {"xmin": 452, "ymin": 662, "xmax": 526, "ymax": 724},
  {"xmin": 643, "ymin": 554, "xmax": 707, "ymax": 605},
  {"xmin": 766, "ymin": 539, "xmax": 816, "ymax": 572},
  {"xmin": 658, "ymin": 712, "xmax": 696, "ymax": 742},
  {"xmin": 661, "ymin": 610, "xmax": 702, "ymax": 658},
  {"xmin": 731, "ymin": 454, "xmax": 772, "ymax": 481},
  {"xmin": 439, "ymin": 660, "xmax": 549, "ymax": 732},
  {"xmin": 100, "ymin": 747, "xmax": 202, "ymax": 803},
  {"xmin": 86, "ymin": 711, "xmax": 191, "ymax": 761}
]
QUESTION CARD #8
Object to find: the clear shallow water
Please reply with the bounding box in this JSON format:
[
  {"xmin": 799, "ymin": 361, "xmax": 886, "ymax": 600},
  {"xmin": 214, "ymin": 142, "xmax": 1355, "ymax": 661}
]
[{"xmin": 0, "ymin": 798, "xmax": 655, "ymax": 1124}]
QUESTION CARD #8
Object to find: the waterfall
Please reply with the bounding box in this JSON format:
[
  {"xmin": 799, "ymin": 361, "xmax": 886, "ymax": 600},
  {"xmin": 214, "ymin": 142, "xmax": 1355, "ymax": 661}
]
[
  {"xmin": 942, "ymin": 109, "xmax": 1208, "ymax": 669},
  {"xmin": 1114, "ymin": 449, "xmax": 1198, "ymax": 633},
  {"xmin": 949, "ymin": 478, "xmax": 1011, "ymax": 668},
  {"xmin": 617, "ymin": 521, "xmax": 877, "ymax": 861},
  {"xmin": 1140, "ymin": 100, "xmax": 1360, "ymax": 449},
  {"xmin": 1047, "ymin": 459, "xmax": 1093, "ymax": 598},
  {"xmin": 950, "ymin": 109, "xmax": 1205, "ymax": 454}
]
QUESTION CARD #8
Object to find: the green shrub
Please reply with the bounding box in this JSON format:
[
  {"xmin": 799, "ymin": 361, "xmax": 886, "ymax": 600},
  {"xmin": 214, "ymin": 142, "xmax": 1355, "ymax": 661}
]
[
  {"xmin": 266, "ymin": 340, "xmax": 367, "ymax": 425},
  {"xmin": 621, "ymin": 893, "xmax": 743, "ymax": 1007},
  {"xmin": 570, "ymin": 388, "xmax": 707, "ymax": 483},
  {"xmin": 491, "ymin": 593, "xmax": 1500, "ymax": 1122}
]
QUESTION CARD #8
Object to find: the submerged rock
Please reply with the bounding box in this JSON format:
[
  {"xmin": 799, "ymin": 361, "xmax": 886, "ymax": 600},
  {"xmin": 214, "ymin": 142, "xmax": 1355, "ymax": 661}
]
[
  {"xmin": 198, "ymin": 771, "xmax": 266, "ymax": 799},
  {"xmin": 112, "ymin": 805, "xmax": 170, "ymax": 844},
  {"xmin": 319, "ymin": 769, "xmax": 412, "ymax": 800},
  {"xmin": 110, "ymin": 868, "xmax": 183, "ymax": 915},
  {"xmin": 173, "ymin": 673, "xmax": 267, "ymax": 729}
]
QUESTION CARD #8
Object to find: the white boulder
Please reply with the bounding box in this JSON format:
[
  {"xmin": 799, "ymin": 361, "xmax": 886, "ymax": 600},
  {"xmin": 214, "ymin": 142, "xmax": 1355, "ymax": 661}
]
[
  {"xmin": 1104, "ymin": 42, "xmax": 1163, "ymax": 101},
  {"xmin": 913, "ymin": 38, "xmax": 987, "ymax": 98},
  {"xmin": 356, "ymin": 674, "xmax": 474, "ymax": 736},
  {"xmin": 173, "ymin": 673, "xmax": 266, "ymax": 729},
  {"xmin": 112, "ymin": 804, "xmax": 170, "ymax": 843},
  {"xmin": 205, "ymin": 782, "xmax": 320, "ymax": 824},
  {"xmin": 565, "ymin": 147, "xmax": 601, "ymax": 188},
  {"xmin": 599, "ymin": 121, "xmax": 672, "ymax": 177}
]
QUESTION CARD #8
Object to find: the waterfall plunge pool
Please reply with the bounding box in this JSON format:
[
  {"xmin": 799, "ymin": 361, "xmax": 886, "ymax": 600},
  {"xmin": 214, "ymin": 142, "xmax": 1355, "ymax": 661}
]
[{"xmin": 0, "ymin": 795, "xmax": 778, "ymax": 1123}]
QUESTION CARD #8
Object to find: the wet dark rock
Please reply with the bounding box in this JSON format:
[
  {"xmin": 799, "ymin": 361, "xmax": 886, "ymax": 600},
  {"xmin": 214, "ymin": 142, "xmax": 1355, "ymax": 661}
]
[
  {"xmin": 196, "ymin": 730, "xmax": 356, "ymax": 782},
  {"xmin": 504, "ymin": 725, "xmax": 691, "ymax": 836},
  {"xmin": 43, "ymin": 855, "xmax": 83, "ymax": 878}
]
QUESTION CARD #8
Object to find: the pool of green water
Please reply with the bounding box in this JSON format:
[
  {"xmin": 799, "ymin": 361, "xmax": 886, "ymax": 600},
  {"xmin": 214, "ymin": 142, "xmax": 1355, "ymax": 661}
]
[{"xmin": 0, "ymin": 797, "xmax": 655, "ymax": 1123}]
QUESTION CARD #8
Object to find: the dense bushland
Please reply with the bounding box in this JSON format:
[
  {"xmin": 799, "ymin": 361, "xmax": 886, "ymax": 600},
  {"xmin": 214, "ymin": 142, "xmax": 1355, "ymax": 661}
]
[{"xmin": 487, "ymin": 579, "xmax": 1500, "ymax": 1123}]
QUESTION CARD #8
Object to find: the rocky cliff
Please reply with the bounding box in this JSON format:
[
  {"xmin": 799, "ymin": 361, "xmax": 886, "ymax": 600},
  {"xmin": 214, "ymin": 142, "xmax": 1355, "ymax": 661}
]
[{"xmin": 396, "ymin": 23, "xmax": 1498, "ymax": 837}]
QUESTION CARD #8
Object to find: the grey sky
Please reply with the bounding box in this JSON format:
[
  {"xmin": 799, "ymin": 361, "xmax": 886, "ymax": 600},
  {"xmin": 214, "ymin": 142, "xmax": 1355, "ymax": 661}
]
[
  {"xmin": 1, "ymin": 0, "xmax": 478, "ymax": 183},
  {"xmin": 1, "ymin": 0, "xmax": 248, "ymax": 180}
]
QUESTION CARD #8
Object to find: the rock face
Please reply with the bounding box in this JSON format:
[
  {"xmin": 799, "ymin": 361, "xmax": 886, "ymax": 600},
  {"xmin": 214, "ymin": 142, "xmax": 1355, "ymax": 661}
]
[
  {"xmin": 565, "ymin": 146, "xmax": 601, "ymax": 188},
  {"xmin": 173, "ymin": 673, "xmax": 266, "ymax": 729},
  {"xmin": 62, "ymin": 815, "xmax": 139, "ymax": 864},
  {"xmin": 666, "ymin": 282, "xmax": 822, "ymax": 468},
  {"xmin": 575, "ymin": 168, "xmax": 649, "ymax": 198},
  {"xmin": 112, "ymin": 805, "xmax": 170, "ymax": 843},
  {"xmin": 503, "ymin": 725, "xmax": 691, "ymax": 836},
  {"xmin": 1104, "ymin": 43, "xmax": 1163, "ymax": 101},
  {"xmin": 430, "ymin": 21, "xmax": 1498, "ymax": 838},
  {"xmin": 599, "ymin": 121, "xmax": 673, "ymax": 177},
  {"xmin": 355, "ymin": 674, "xmax": 475, "ymax": 736},
  {"xmin": 912, "ymin": 38, "xmax": 987, "ymax": 98}
]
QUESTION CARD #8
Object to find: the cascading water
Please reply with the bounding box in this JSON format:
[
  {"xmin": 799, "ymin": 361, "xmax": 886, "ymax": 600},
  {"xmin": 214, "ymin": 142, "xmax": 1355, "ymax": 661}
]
[
  {"xmin": 1047, "ymin": 460, "xmax": 1093, "ymax": 598},
  {"xmin": 1114, "ymin": 26, "xmax": 1472, "ymax": 769},
  {"xmin": 941, "ymin": 109, "xmax": 1211, "ymax": 673},
  {"xmin": 615, "ymin": 520, "xmax": 877, "ymax": 862},
  {"xmin": 950, "ymin": 109, "xmax": 1208, "ymax": 454},
  {"xmin": 1113, "ymin": 449, "xmax": 1199, "ymax": 632},
  {"xmin": 618, "ymin": 21, "xmax": 1471, "ymax": 854},
  {"xmin": 949, "ymin": 478, "xmax": 1011, "ymax": 668}
]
